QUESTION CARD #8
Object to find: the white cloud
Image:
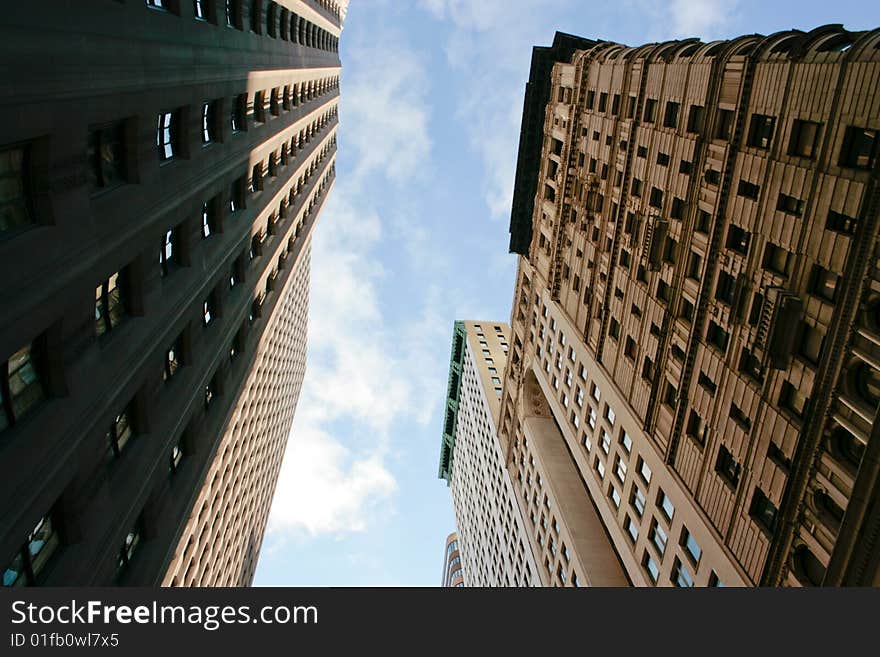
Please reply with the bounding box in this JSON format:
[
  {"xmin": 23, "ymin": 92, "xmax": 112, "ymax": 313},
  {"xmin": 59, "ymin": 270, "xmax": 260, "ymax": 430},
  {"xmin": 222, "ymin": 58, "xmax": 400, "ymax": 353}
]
[
  {"xmin": 670, "ymin": 0, "xmax": 737, "ymax": 38},
  {"xmin": 263, "ymin": 27, "xmax": 443, "ymax": 541}
]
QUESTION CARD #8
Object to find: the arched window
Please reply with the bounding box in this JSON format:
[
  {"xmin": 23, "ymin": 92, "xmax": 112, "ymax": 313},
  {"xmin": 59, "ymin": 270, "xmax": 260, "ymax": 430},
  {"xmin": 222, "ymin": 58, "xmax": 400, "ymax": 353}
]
[
  {"xmin": 791, "ymin": 545, "xmax": 826, "ymax": 586},
  {"xmin": 827, "ymin": 425, "xmax": 866, "ymax": 473},
  {"xmin": 813, "ymin": 489, "xmax": 845, "ymax": 531}
]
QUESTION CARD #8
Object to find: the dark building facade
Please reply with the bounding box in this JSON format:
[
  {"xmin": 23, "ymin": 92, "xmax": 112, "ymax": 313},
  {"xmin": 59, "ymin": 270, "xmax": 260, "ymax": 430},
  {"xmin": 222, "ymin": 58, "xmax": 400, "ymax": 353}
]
[
  {"xmin": 0, "ymin": 0, "xmax": 344, "ymax": 586},
  {"xmin": 500, "ymin": 26, "xmax": 880, "ymax": 586}
]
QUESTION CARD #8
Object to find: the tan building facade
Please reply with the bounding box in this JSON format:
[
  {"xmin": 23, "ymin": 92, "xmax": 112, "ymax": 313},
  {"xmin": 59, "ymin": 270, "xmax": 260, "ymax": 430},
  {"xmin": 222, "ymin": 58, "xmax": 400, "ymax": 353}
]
[
  {"xmin": 500, "ymin": 27, "xmax": 880, "ymax": 586},
  {"xmin": 439, "ymin": 321, "xmax": 539, "ymax": 586}
]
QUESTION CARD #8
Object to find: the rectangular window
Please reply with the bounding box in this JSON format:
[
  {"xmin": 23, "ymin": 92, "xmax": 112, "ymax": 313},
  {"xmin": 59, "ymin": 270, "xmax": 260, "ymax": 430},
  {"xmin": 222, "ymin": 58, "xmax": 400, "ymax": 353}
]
[
  {"xmin": 681, "ymin": 528, "xmax": 702, "ymax": 565},
  {"xmin": 598, "ymin": 92, "xmax": 608, "ymax": 113},
  {"xmin": 686, "ymin": 409, "xmax": 707, "ymax": 446},
  {"xmin": 737, "ymin": 180, "xmax": 760, "ymax": 200},
  {"xmin": 117, "ymin": 516, "xmax": 144, "ymax": 578},
  {"xmin": 95, "ymin": 270, "xmax": 127, "ymax": 338},
  {"xmin": 809, "ymin": 264, "xmax": 840, "ymax": 303},
  {"xmin": 624, "ymin": 515, "xmax": 639, "ymax": 542},
  {"xmin": 649, "ymin": 187, "xmax": 663, "ymax": 208},
  {"xmin": 643, "ymin": 551, "xmax": 659, "ymax": 584},
  {"xmin": 229, "ymin": 176, "xmax": 245, "ymax": 213},
  {"xmin": 706, "ymin": 320, "xmax": 730, "ymax": 354},
  {"xmin": 663, "ymin": 101, "xmax": 680, "ymax": 129},
  {"xmin": 658, "ymin": 490, "xmax": 675, "ymax": 522},
  {"xmin": 615, "ymin": 455, "xmax": 627, "ymax": 483},
  {"xmin": 638, "ymin": 457, "xmax": 652, "ymax": 485},
  {"xmin": 672, "ymin": 558, "xmax": 694, "ymax": 587},
  {"xmin": 726, "ymin": 223, "xmax": 751, "ymax": 255},
  {"xmin": 698, "ymin": 371, "xmax": 717, "ymax": 395},
  {"xmin": 839, "ymin": 126, "xmax": 878, "ymax": 169},
  {"xmin": 157, "ymin": 110, "xmax": 181, "ymax": 161},
  {"xmin": 0, "ymin": 143, "xmax": 34, "ymax": 235},
  {"xmin": 715, "ymin": 444, "xmax": 741, "ymax": 488},
  {"xmin": 686, "ymin": 105, "xmax": 704, "ymax": 133},
  {"xmin": 826, "ymin": 209, "xmax": 857, "ymax": 235},
  {"xmin": 87, "ymin": 122, "xmax": 127, "ymax": 192},
  {"xmin": 747, "ymin": 114, "xmax": 776, "ymax": 149},
  {"xmin": 788, "ymin": 119, "xmax": 821, "ymax": 158},
  {"xmin": 749, "ymin": 488, "xmax": 779, "ymax": 535},
  {"xmin": 163, "ymin": 337, "xmax": 183, "ymax": 382},
  {"xmin": 762, "ymin": 242, "xmax": 792, "ymax": 277},
  {"xmin": 254, "ymin": 91, "xmax": 267, "ymax": 123},
  {"xmin": 777, "ymin": 193, "xmax": 804, "ymax": 216},
  {"xmin": 169, "ymin": 440, "xmax": 184, "ymax": 475},
  {"xmin": 643, "ymin": 98, "xmax": 657, "ymax": 123},
  {"xmin": 729, "ymin": 402, "xmax": 752, "ymax": 431},
  {"xmin": 1, "ymin": 340, "xmax": 46, "ymax": 431},
  {"xmin": 159, "ymin": 227, "xmax": 178, "ymax": 277},
  {"xmin": 231, "ymin": 94, "xmax": 247, "ymax": 133},
  {"xmin": 201, "ymin": 100, "xmax": 219, "ymax": 144},
  {"xmin": 106, "ymin": 403, "xmax": 134, "ymax": 460},
  {"xmin": 649, "ymin": 519, "xmax": 667, "ymax": 555},
  {"xmin": 715, "ymin": 109, "xmax": 734, "ymax": 141},
  {"xmin": 2, "ymin": 511, "xmax": 60, "ymax": 586}
]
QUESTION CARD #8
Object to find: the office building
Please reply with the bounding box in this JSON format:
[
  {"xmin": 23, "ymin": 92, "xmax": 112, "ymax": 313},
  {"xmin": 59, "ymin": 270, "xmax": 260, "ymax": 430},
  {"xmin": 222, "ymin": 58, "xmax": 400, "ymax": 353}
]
[
  {"xmin": 1, "ymin": 0, "xmax": 345, "ymax": 586},
  {"xmin": 441, "ymin": 532, "xmax": 463, "ymax": 587},
  {"xmin": 500, "ymin": 26, "xmax": 880, "ymax": 586},
  {"xmin": 438, "ymin": 321, "xmax": 539, "ymax": 586}
]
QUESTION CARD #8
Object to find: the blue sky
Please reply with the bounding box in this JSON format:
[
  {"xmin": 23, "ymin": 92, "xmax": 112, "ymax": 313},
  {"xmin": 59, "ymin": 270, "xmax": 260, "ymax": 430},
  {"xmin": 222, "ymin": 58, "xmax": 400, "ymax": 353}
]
[{"xmin": 253, "ymin": 0, "xmax": 880, "ymax": 586}]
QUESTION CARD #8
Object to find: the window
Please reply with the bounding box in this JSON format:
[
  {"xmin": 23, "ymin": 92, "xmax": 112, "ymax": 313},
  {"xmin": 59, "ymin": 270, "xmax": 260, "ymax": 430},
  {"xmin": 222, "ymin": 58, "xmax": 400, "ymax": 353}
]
[
  {"xmin": 839, "ymin": 126, "xmax": 878, "ymax": 169},
  {"xmin": 715, "ymin": 444, "xmax": 741, "ymax": 488},
  {"xmin": 87, "ymin": 122, "xmax": 127, "ymax": 192},
  {"xmin": 609, "ymin": 485, "xmax": 621, "ymax": 508},
  {"xmin": 789, "ymin": 120, "xmax": 821, "ymax": 158},
  {"xmin": 686, "ymin": 409, "xmax": 707, "ymax": 446},
  {"xmin": 201, "ymin": 101, "xmax": 219, "ymax": 144},
  {"xmin": 698, "ymin": 371, "xmax": 717, "ymax": 395},
  {"xmin": 169, "ymin": 441, "xmax": 184, "ymax": 475},
  {"xmin": 799, "ymin": 322, "xmax": 825, "ymax": 365},
  {"xmin": 163, "ymin": 339, "xmax": 182, "ymax": 382},
  {"xmin": 826, "ymin": 209, "xmax": 857, "ymax": 235},
  {"xmin": 643, "ymin": 552, "xmax": 659, "ymax": 584},
  {"xmin": 225, "ymin": 0, "xmax": 242, "ymax": 28},
  {"xmin": 254, "ymin": 91, "xmax": 266, "ymax": 123},
  {"xmin": 117, "ymin": 517, "xmax": 143, "ymax": 577},
  {"xmin": 644, "ymin": 98, "xmax": 657, "ymax": 123},
  {"xmin": 672, "ymin": 558, "xmax": 694, "ymax": 587},
  {"xmin": 649, "ymin": 519, "xmax": 667, "ymax": 555},
  {"xmin": 147, "ymin": 0, "xmax": 172, "ymax": 9},
  {"xmin": 229, "ymin": 176, "xmax": 245, "ymax": 213},
  {"xmin": 649, "ymin": 187, "xmax": 663, "ymax": 208},
  {"xmin": 159, "ymin": 228, "xmax": 177, "ymax": 277},
  {"xmin": 737, "ymin": 180, "xmax": 760, "ymax": 200},
  {"xmin": 680, "ymin": 528, "xmax": 702, "ymax": 565},
  {"xmin": 95, "ymin": 271, "xmax": 127, "ymax": 338},
  {"xmin": 2, "ymin": 511, "xmax": 60, "ymax": 586},
  {"xmin": 762, "ymin": 242, "xmax": 791, "ymax": 277},
  {"xmin": 663, "ymin": 101, "xmax": 680, "ymax": 129},
  {"xmin": 726, "ymin": 223, "xmax": 751, "ymax": 255},
  {"xmin": 729, "ymin": 403, "xmax": 752, "ymax": 431},
  {"xmin": 695, "ymin": 210, "xmax": 711, "ymax": 234},
  {"xmin": 193, "ymin": 0, "xmax": 211, "ymax": 21},
  {"xmin": 679, "ymin": 159, "xmax": 693, "ymax": 175},
  {"xmin": 686, "ymin": 105, "xmax": 704, "ymax": 133},
  {"xmin": 203, "ymin": 296, "xmax": 215, "ymax": 327},
  {"xmin": 747, "ymin": 114, "xmax": 776, "ymax": 149},
  {"xmin": 106, "ymin": 404, "xmax": 134, "ymax": 460},
  {"xmin": 706, "ymin": 321, "xmax": 730, "ymax": 354},
  {"xmin": 1, "ymin": 341, "xmax": 45, "ymax": 430},
  {"xmin": 624, "ymin": 515, "xmax": 639, "ymax": 543},
  {"xmin": 658, "ymin": 490, "xmax": 675, "ymax": 522},
  {"xmin": 598, "ymin": 92, "xmax": 608, "ymax": 113},
  {"xmin": 809, "ymin": 264, "xmax": 840, "ymax": 303},
  {"xmin": 201, "ymin": 201, "xmax": 217, "ymax": 238},
  {"xmin": 615, "ymin": 455, "xmax": 627, "ymax": 483},
  {"xmin": 777, "ymin": 193, "xmax": 804, "ymax": 216},
  {"xmin": 231, "ymin": 94, "xmax": 247, "ymax": 132},
  {"xmin": 715, "ymin": 109, "xmax": 734, "ymax": 140},
  {"xmin": 631, "ymin": 486, "xmax": 646, "ymax": 517},
  {"xmin": 638, "ymin": 457, "xmax": 652, "ymax": 485},
  {"xmin": 750, "ymin": 487, "xmax": 779, "ymax": 535},
  {"xmin": 0, "ymin": 143, "xmax": 35, "ymax": 235},
  {"xmin": 157, "ymin": 110, "xmax": 181, "ymax": 161}
]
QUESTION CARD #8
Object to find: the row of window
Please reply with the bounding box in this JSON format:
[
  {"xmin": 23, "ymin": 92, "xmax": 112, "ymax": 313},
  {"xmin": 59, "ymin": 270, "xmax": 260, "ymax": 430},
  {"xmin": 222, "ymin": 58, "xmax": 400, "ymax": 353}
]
[
  {"xmin": 578, "ymin": 84, "xmax": 877, "ymax": 168},
  {"xmin": 149, "ymin": 0, "xmax": 340, "ymax": 52},
  {"xmin": 0, "ymin": 162, "xmax": 336, "ymax": 583}
]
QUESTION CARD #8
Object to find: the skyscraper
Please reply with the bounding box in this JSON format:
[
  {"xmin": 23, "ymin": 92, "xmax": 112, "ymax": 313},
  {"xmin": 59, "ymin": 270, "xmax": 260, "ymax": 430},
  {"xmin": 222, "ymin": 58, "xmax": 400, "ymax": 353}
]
[
  {"xmin": 0, "ymin": 0, "xmax": 345, "ymax": 586},
  {"xmin": 500, "ymin": 26, "xmax": 880, "ymax": 586},
  {"xmin": 439, "ymin": 321, "xmax": 539, "ymax": 586},
  {"xmin": 441, "ymin": 532, "xmax": 463, "ymax": 587}
]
